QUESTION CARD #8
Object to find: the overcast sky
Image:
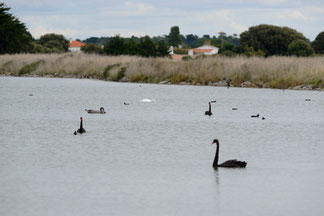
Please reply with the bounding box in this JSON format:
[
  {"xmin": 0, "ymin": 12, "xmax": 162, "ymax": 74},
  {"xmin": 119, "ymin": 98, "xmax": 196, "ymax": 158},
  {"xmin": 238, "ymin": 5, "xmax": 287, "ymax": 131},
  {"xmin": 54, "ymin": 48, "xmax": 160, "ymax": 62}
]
[{"xmin": 6, "ymin": 0, "xmax": 324, "ymax": 41}]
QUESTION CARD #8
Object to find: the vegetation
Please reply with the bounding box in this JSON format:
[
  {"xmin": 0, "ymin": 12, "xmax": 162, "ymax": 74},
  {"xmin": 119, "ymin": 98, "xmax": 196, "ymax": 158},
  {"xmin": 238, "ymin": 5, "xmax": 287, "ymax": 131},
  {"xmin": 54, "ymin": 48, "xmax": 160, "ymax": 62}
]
[
  {"xmin": 81, "ymin": 43, "xmax": 103, "ymax": 54},
  {"xmin": 1, "ymin": 53, "xmax": 324, "ymax": 90},
  {"xmin": 287, "ymin": 39, "xmax": 314, "ymax": 57},
  {"xmin": 168, "ymin": 26, "xmax": 182, "ymax": 47},
  {"xmin": 103, "ymin": 35, "xmax": 169, "ymax": 57},
  {"xmin": 0, "ymin": 3, "xmax": 33, "ymax": 54},
  {"xmin": 312, "ymin": 32, "xmax": 324, "ymax": 54},
  {"xmin": 37, "ymin": 33, "xmax": 69, "ymax": 53},
  {"xmin": 240, "ymin": 24, "xmax": 308, "ymax": 56}
]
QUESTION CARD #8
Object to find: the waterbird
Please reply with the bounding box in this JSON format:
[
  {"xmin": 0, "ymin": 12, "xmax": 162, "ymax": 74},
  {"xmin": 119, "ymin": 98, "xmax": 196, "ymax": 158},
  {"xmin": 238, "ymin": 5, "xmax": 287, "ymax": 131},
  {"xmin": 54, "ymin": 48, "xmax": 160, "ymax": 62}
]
[
  {"xmin": 212, "ymin": 139, "xmax": 247, "ymax": 168},
  {"xmin": 75, "ymin": 117, "xmax": 86, "ymax": 134},
  {"xmin": 85, "ymin": 107, "xmax": 106, "ymax": 114},
  {"xmin": 305, "ymin": 99, "xmax": 311, "ymax": 101},
  {"xmin": 232, "ymin": 107, "xmax": 238, "ymax": 110},
  {"xmin": 124, "ymin": 102, "xmax": 130, "ymax": 105},
  {"xmin": 262, "ymin": 117, "xmax": 266, "ymax": 120},
  {"xmin": 251, "ymin": 114, "xmax": 259, "ymax": 118},
  {"xmin": 205, "ymin": 102, "xmax": 212, "ymax": 116}
]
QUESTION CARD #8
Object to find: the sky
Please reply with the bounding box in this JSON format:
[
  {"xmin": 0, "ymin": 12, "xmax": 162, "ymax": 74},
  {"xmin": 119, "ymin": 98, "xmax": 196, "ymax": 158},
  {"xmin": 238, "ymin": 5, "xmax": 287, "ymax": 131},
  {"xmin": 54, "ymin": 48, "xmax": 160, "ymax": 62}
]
[{"xmin": 6, "ymin": 0, "xmax": 324, "ymax": 41}]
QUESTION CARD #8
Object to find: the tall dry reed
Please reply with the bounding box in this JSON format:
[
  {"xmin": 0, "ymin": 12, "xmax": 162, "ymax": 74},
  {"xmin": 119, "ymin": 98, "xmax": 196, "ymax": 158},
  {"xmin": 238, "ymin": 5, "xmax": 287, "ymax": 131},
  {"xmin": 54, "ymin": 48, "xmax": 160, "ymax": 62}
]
[{"xmin": 1, "ymin": 53, "xmax": 324, "ymax": 89}]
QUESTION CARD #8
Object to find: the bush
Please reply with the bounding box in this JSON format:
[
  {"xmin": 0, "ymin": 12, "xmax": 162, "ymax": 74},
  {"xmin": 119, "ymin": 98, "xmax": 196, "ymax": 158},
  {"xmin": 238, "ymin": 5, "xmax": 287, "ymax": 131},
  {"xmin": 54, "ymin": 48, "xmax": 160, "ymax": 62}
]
[
  {"xmin": 182, "ymin": 56, "xmax": 193, "ymax": 61},
  {"xmin": 174, "ymin": 48, "xmax": 189, "ymax": 55},
  {"xmin": 288, "ymin": 39, "xmax": 314, "ymax": 57},
  {"xmin": 18, "ymin": 60, "xmax": 44, "ymax": 76},
  {"xmin": 81, "ymin": 44, "xmax": 103, "ymax": 54}
]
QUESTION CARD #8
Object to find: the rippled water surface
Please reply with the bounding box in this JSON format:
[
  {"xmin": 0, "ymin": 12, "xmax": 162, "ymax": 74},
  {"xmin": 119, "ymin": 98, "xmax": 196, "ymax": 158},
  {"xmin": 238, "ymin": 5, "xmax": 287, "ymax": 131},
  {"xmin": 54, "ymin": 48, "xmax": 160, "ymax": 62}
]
[{"xmin": 1, "ymin": 77, "xmax": 324, "ymax": 216}]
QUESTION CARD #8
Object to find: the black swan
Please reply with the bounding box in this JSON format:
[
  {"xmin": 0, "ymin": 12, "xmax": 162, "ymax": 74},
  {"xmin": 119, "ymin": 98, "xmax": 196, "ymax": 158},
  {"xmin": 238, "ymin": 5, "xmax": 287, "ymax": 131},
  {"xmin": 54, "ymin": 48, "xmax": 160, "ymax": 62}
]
[
  {"xmin": 85, "ymin": 107, "xmax": 106, "ymax": 114},
  {"xmin": 205, "ymin": 102, "xmax": 212, "ymax": 116},
  {"xmin": 124, "ymin": 102, "xmax": 130, "ymax": 105},
  {"xmin": 212, "ymin": 139, "xmax": 247, "ymax": 168},
  {"xmin": 251, "ymin": 114, "xmax": 259, "ymax": 118},
  {"xmin": 75, "ymin": 117, "xmax": 86, "ymax": 134}
]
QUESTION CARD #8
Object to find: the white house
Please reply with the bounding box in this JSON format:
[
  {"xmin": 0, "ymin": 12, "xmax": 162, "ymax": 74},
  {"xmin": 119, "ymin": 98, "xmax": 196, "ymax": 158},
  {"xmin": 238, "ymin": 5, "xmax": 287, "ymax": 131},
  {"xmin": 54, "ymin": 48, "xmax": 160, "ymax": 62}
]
[{"xmin": 69, "ymin": 40, "xmax": 85, "ymax": 52}]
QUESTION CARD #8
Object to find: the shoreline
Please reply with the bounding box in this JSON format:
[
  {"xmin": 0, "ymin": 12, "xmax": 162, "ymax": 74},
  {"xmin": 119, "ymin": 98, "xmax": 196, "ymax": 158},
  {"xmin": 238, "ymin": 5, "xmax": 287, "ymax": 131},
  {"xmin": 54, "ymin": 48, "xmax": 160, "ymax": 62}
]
[
  {"xmin": 1, "ymin": 74, "xmax": 323, "ymax": 91},
  {"xmin": 1, "ymin": 53, "xmax": 324, "ymax": 91}
]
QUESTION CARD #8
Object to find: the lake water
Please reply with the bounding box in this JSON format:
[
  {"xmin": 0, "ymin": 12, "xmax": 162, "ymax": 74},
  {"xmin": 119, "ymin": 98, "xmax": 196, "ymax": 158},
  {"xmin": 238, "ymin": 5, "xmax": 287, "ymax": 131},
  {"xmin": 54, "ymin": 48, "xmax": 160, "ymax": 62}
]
[{"xmin": 1, "ymin": 76, "xmax": 324, "ymax": 216}]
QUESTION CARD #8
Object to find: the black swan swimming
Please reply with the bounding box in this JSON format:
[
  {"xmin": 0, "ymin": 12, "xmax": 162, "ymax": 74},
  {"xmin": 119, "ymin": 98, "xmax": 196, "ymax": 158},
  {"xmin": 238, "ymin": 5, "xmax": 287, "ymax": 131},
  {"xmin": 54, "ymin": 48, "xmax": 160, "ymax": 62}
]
[
  {"xmin": 75, "ymin": 117, "xmax": 86, "ymax": 134},
  {"xmin": 124, "ymin": 102, "xmax": 130, "ymax": 105},
  {"xmin": 251, "ymin": 114, "xmax": 259, "ymax": 118},
  {"xmin": 212, "ymin": 139, "xmax": 247, "ymax": 168},
  {"xmin": 205, "ymin": 102, "xmax": 212, "ymax": 116},
  {"xmin": 85, "ymin": 107, "xmax": 106, "ymax": 114}
]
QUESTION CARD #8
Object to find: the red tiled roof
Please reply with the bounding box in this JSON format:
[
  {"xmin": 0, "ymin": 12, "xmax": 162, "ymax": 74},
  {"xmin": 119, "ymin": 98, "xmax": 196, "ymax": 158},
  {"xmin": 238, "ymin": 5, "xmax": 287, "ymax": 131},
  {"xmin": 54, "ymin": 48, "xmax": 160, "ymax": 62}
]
[
  {"xmin": 69, "ymin": 40, "xmax": 85, "ymax": 47},
  {"xmin": 193, "ymin": 49, "xmax": 214, "ymax": 53}
]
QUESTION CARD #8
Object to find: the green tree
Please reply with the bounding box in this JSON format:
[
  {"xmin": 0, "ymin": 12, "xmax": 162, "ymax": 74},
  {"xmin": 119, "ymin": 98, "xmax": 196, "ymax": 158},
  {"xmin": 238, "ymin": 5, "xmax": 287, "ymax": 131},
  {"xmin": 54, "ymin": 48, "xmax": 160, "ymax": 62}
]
[
  {"xmin": 0, "ymin": 3, "xmax": 33, "ymax": 54},
  {"xmin": 103, "ymin": 35, "xmax": 126, "ymax": 55},
  {"xmin": 138, "ymin": 36, "xmax": 156, "ymax": 57},
  {"xmin": 125, "ymin": 38, "xmax": 139, "ymax": 55},
  {"xmin": 38, "ymin": 33, "xmax": 69, "ymax": 52},
  {"xmin": 168, "ymin": 26, "xmax": 182, "ymax": 47},
  {"xmin": 288, "ymin": 39, "xmax": 314, "ymax": 57},
  {"xmin": 81, "ymin": 43, "xmax": 103, "ymax": 54},
  {"xmin": 240, "ymin": 24, "xmax": 307, "ymax": 56},
  {"xmin": 156, "ymin": 40, "xmax": 169, "ymax": 57},
  {"xmin": 312, "ymin": 32, "xmax": 324, "ymax": 54}
]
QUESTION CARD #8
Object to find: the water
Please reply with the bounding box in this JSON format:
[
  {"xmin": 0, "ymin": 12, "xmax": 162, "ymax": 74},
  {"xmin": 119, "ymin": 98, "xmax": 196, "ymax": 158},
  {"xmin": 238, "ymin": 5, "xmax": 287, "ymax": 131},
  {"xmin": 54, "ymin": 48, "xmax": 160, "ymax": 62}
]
[{"xmin": 1, "ymin": 77, "xmax": 324, "ymax": 216}]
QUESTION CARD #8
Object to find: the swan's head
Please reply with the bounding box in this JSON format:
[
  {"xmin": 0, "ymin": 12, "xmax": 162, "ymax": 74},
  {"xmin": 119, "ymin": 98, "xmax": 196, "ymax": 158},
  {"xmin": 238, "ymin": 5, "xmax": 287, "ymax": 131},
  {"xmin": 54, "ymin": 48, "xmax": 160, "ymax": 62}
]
[
  {"xmin": 80, "ymin": 117, "xmax": 83, "ymax": 121},
  {"xmin": 212, "ymin": 139, "xmax": 219, "ymax": 144}
]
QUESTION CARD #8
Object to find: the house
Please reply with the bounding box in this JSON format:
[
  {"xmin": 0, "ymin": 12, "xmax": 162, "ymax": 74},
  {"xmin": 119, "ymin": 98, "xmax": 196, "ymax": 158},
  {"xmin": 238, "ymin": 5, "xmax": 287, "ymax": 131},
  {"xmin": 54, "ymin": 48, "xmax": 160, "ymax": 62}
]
[
  {"xmin": 169, "ymin": 40, "xmax": 219, "ymax": 60},
  {"xmin": 69, "ymin": 40, "xmax": 85, "ymax": 52},
  {"xmin": 192, "ymin": 40, "xmax": 219, "ymax": 55}
]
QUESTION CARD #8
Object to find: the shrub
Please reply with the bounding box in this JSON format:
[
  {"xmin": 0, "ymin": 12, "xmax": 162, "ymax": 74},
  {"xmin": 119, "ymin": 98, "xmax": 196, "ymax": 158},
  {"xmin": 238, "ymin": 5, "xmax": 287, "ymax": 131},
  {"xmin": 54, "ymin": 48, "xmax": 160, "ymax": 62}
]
[
  {"xmin": 182, "ymin": 56, "xmax": 193, "ymax": 61},
  {"xmin": 174, "ymin": 48, "xmax": 189, "ymax": 55},
  {"xmin": 18, "ymin": 60, "xmax": 44, "ymax": 76},
  {"xmin": 288, "ymin": 39, "xmax": 314, "ymax": 57}
]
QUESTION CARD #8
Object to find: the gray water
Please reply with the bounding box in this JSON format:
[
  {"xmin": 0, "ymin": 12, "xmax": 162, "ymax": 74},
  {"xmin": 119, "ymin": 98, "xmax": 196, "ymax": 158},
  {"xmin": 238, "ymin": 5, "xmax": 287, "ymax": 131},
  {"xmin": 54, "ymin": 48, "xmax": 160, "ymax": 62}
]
[{"xmin": 1, "ymin": 76, "xmax": 324, "ymax": 216}]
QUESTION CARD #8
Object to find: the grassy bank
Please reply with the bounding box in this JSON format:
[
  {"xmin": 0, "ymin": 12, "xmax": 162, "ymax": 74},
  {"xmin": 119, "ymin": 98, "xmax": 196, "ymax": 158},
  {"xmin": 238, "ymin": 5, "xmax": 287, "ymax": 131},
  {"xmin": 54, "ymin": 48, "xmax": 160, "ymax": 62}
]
[{"xmin": 1, "ymin": 53, "xmax": 324, "ymax": 90}]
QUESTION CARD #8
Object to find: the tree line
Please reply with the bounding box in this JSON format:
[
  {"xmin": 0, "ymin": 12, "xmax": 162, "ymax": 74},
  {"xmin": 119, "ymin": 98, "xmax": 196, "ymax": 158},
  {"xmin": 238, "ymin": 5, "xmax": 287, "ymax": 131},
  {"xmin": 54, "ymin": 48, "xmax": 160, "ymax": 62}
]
[{"xmin": 1, "ymin": 3, "xmax": 324, "ymax": 57}]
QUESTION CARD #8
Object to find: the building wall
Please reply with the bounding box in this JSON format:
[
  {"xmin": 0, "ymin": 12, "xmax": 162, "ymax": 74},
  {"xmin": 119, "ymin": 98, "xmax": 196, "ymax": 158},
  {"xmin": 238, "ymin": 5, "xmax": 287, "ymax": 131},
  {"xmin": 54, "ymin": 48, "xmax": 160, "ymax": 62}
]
[{"xmin": 69, "ymin": 47, "xmax": 81, "ymax": 52}]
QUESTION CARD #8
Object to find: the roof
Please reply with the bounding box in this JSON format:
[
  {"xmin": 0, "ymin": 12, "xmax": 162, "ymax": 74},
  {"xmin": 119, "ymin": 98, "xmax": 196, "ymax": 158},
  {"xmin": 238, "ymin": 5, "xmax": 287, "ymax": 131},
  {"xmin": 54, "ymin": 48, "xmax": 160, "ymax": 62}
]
[
  {"xmin": 193, "ymin": 49, "xmax": 214, "ymax": 53},
  {"xmin": 69, "ymin": 40, "xmax": 85, "ymax": 48},
  {"xmin": 195, "ymin": 45, "xmax": 218, "ymax": 50}
]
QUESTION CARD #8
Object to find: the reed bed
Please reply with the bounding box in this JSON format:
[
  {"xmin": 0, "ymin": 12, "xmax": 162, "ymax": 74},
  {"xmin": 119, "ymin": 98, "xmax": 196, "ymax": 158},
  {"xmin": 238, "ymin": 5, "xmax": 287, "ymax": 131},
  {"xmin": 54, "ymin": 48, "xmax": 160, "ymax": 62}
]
[{"xmin": 1, "ymin": 53, "xmax": 324, "ymax": 90}]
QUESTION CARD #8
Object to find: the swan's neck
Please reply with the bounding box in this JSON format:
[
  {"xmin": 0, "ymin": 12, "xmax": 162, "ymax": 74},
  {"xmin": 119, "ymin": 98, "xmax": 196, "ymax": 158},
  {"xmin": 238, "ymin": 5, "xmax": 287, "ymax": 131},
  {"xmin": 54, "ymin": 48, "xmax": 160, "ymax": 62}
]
[
  {"xmin": 209, "ymin": 103, "xmax": 211, "ymax": 112},
  {"xmin": 80, "ymin": 120, "xmax": 83, "ymax": 130},
  {"xmin": 213, "ymin": 141, "xmax": 219, "ymax": 167}
]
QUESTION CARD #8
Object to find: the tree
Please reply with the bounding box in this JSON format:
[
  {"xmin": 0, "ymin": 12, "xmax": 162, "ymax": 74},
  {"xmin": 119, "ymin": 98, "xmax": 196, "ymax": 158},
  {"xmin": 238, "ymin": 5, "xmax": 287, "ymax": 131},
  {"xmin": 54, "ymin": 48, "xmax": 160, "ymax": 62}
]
[
  {"xmin": 156, "ymin": 40, "xmax": 169, "ymax": 57},
  {"xmin": 38, "ymin": 33, "xmax": 69, "ymax": 52},
  {"xmin": 125, "ymin": 38, "xmax": 139, "ymax": 55},
  {"xmin": 168, "ymin": 26, "xmax": 182, "ymax": 47},
  {"xmin": 240, "ymin": 24, "xmax": 307, "ymax": 56},
  {"xmin": 312, "ymin": 32, "xmax": 324, "ymax": 54},
  {"xmin": 0, "ymin": 3, "xmax": 33, "ymax": 54},
  {"xmin": 138, "ymin": 36, "xmax": 156, "ymax": 57},
  {"xmin": 81, "ymin": 44, "xmax": 103, "ymax": 54},
  {"xmin": 103, "ymin": 35, "xmax": 127, "ymax": 55},
  {"xmin": 288, "ymin": 39, "xmax": 314, "ymax": 57}
]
